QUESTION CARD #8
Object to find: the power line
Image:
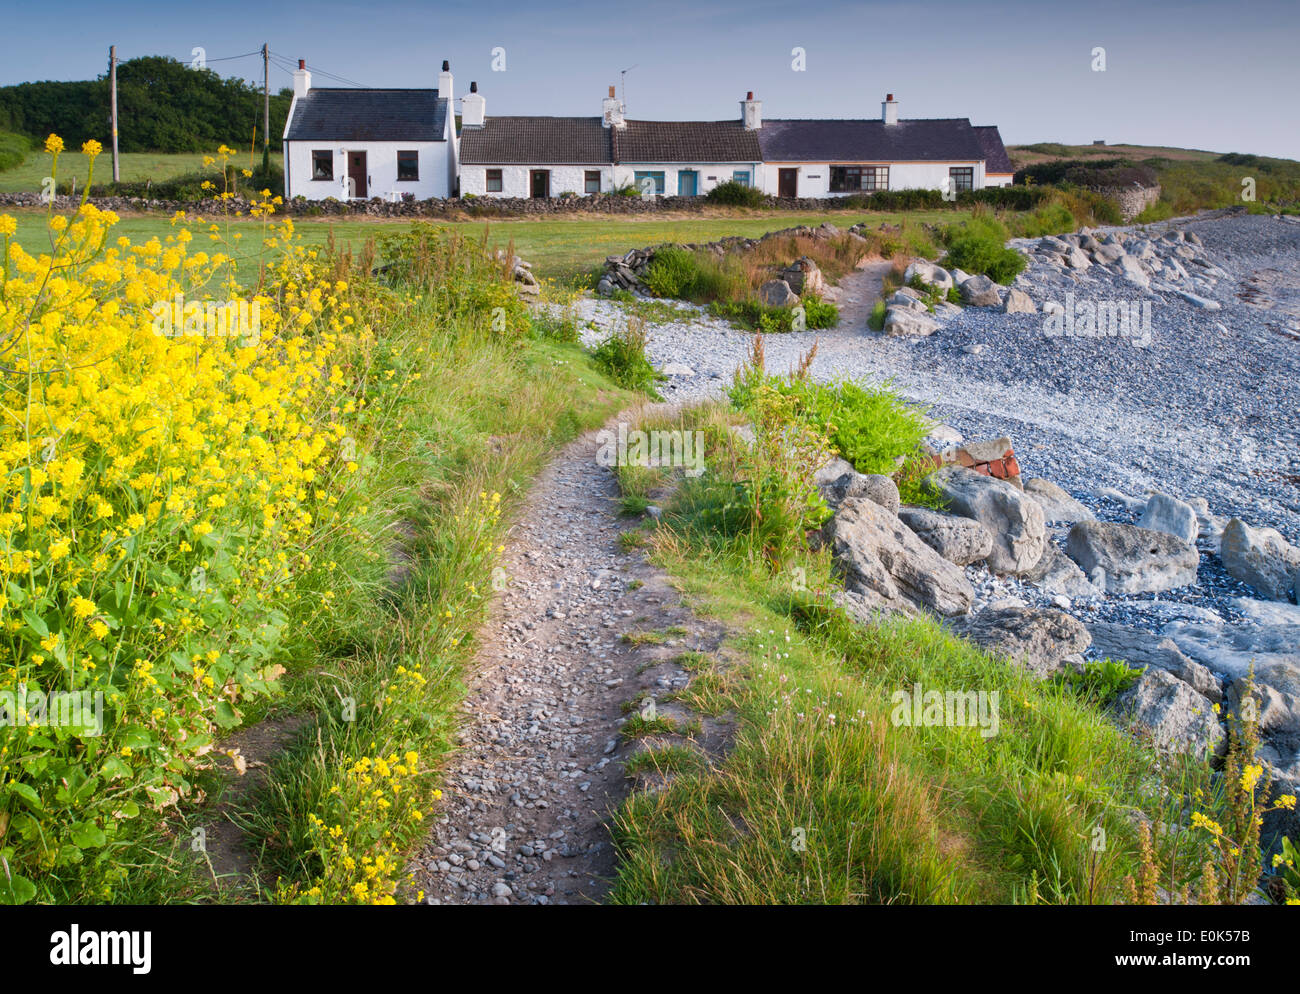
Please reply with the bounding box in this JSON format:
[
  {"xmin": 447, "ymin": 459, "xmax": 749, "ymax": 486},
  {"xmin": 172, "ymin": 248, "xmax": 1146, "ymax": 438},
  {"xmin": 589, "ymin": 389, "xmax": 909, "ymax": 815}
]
[{"xmin": 269, "ymin": 52, "xmax": 368, "ymax": 88}]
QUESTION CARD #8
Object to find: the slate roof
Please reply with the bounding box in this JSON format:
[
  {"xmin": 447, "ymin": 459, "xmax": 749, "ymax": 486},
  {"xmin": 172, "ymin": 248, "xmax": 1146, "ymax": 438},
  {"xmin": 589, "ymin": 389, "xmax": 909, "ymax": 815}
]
[
  {"xmin": 757, "ymin": 118, "xmax": 984, "ymax": 163},
  {"xmin": 613, "ymin": 120, "xmax": 762, "ymax": 163},
  {"xmin": 974, "ymin": 125, "xmax": 1015, "ymax": 173},
  {"xmin": 285, "ymin": 89, "xmax": 448, "ymax": 142},
  {"xmin": 459, "ymin": 117, "xmax": 611, "ymax": 164}
]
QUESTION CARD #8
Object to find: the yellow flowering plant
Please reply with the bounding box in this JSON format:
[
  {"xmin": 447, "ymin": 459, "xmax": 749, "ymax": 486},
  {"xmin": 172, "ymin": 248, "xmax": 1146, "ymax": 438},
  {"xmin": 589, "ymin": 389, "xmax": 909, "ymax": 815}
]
[{"xmin": 0, "ymin": 139, "xmax": 379, "ymax": 903}]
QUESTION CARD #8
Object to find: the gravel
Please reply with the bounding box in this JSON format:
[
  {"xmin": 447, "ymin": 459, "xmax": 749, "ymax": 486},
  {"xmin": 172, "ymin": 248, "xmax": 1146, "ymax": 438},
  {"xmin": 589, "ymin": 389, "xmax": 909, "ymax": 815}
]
[{"xmin": 571, "ymin": 212, "xmax": 1300, "ymax": 642}]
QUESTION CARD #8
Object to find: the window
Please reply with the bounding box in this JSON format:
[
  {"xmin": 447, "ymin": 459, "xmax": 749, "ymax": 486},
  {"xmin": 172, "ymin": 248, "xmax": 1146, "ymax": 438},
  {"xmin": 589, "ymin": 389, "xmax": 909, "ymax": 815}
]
[
  {"xmin": 486, "ymin": 169, "xmax": 503, "ymax": 193},
  {"xmin": 732, "ymin": 170, "xmax": 751, "ymax": 187},
  {"xmin": 311, "ymin": 150, "xmax": 333, "ymax": 181},
  {"xmin": 584, "ymin": 170, "xmax": 601, "ymax": 194},
  {"xmin": 829, "ymin": 165, "xmax": 889, "ymax": 192},
  {"xmin": 397, "ymin": 150, "xmax": 419, "ymax": 181},
  {"xmin": 633, "ymin": 170, "xmax": 665, "ymax": 195},
  {"xmin": 949, "ymin": 167, "xmax": 974, "ymax": 193}
]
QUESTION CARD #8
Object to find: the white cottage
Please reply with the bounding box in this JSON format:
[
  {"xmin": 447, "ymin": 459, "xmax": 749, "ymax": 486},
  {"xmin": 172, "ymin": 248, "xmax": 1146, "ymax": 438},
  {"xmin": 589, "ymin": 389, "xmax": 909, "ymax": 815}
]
[
  {"xmin": 753, "ymin": 94, "xmax": 1013, "ymax": 197},
  {"xmin": 459, "ymin": 85, "xmax": 762, "ymax": 198},
  {"xmin": 281, "ymin": 59, "xmax": 459, "ymax": 201}
]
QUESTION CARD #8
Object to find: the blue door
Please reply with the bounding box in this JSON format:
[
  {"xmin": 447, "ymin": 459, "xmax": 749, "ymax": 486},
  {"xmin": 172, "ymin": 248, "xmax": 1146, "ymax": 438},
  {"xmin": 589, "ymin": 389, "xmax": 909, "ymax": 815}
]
[{"xmin": 678, "ymin": 171, "xmax": 698, "ymax": 196}]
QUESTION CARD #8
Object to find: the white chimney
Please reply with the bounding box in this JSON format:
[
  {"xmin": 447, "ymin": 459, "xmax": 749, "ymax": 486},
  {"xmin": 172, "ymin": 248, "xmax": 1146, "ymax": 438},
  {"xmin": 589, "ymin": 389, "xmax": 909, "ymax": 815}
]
[
  {"xmin": 462, "ymin": 81, "xmax": 485, "ymax": 128},
  {"xmin": 602, "ymin": 85, "xmax": 626, "ymax": 129},
  {"xmin": 293, "ymin": 59, "xmax": 311, "ymax": 99},
  {"xmin": 882, "ymin": 92, "xmax": 898, "ymax": 126},
  {"xmin": 438, "ymin": 60, "xmax": 453, "ymax": 104},
  {"xmin": 741, "ymin": 91, "xmax": 762, "ymax": 130}
]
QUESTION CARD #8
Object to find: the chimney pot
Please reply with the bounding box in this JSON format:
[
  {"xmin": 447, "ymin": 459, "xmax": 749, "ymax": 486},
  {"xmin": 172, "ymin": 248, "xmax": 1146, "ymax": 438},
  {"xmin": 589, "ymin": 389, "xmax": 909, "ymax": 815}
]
[
  {"xmin": 298, "ymin": 59, "xmax": 305, "ymax": 70},
  {"xmin": 887, "ymin": 93, "xmax": 893, "ymax": 101},
  {"xmin": 470, "ymin": 81, "xmax": 478, "ymax": 93},
  {"xmin": 608, "ymin": 85, "xmax": 616, "ymax": 98},
  {"xmin": 442, "ymin": 60, "xmax": 450, "ymax": 71},
  {"xmin": 746, "ymin": 91, "xmax": 753, "ymax": 100}
]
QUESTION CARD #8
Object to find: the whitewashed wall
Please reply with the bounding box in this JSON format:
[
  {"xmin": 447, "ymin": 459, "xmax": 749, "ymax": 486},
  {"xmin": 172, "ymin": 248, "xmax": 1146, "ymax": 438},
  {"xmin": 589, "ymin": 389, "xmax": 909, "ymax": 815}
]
[
  {"xmin": 461, "ymin": 162, "xmax": 761, "ymax": 198},
  {"xmin": 610, "ymin": 163, "xmax": 761, "ymax": 196},
  {"xmin": 757, "ymin": 160, "xmax": 989, "ymax": 197},
  {"xmin": 284, "ymin": 141, "xmax": 452, "ymax": 201}
]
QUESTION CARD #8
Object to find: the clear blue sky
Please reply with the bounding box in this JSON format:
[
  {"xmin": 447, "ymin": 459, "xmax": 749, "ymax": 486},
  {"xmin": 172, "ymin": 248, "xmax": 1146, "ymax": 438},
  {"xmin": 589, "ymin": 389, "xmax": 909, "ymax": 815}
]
[{"xmin": 4, "ymin": 0, "xmax": 1298, "ymax": 159}]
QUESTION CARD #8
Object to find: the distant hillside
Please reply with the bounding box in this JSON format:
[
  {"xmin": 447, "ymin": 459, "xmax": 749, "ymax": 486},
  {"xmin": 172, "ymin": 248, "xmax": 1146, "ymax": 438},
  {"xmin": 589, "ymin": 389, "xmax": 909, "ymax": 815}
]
[
  {"xmin": 1008, "ymin": 142, "xmax": 1300, "ymax": 219},
  {"xmin": 0, "ymin": 56, "xmax": 292, "ymax": 153}
]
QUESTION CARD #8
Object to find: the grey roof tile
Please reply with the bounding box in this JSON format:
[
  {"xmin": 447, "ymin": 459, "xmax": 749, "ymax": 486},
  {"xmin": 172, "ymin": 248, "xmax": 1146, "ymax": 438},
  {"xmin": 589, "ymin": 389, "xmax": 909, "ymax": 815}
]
[
  {"xmin": 974, "ymin": 125, "xmax": 1015, "ymax": 173},
  {"xmin": 757, "ymin": 118, "xmax": 984, "ymax": 162},
  {"xmin": 285, "ymin": 89, "xmax": 448, "ymax": 142},
  {"xmin": 459, "ymin": 117, "xmax": 611, "ymax": 164}
]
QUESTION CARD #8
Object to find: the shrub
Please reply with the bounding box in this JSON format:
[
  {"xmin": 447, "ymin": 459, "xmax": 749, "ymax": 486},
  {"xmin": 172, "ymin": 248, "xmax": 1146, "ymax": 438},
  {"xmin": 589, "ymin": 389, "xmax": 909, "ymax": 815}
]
[
  {"xmin": 942, "ymin": 216, "xmax": 1026, "ymax": 285},
  {"xmin": 709, "ymin": 295, "xmax": 837, "ymax": 333},
  {"xmin": 0, "ymin": 130, "xmax": 29, "ymax": 172},
  {"xmin": 592, "ymin": 317, "xmax": 662, "ymax": 396},
  {"xmin": 706, "ymin": 180, "xmax": 768, "ymax": 207},
  {"xmin": 641, "ymin": 246, "xmax": 700, "ymax": 299},
  {"xmin": 868, "ymin": 299, "xmax": 887, "ymax": 331}
]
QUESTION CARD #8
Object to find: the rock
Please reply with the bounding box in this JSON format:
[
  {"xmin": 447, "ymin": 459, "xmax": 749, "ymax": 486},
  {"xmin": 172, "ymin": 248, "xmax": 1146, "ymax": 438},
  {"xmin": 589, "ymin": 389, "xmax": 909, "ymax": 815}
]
[
  {"xmin": 1137, "ymin": 492, "xmax": 1200, "ymax": 545},
  {"xmin": 888, "ymin": 290, "xmax": 930, "ymax": 311},
  {"xmin": 956, "ymin": 605, "xmax": 1091, "ymax": 678},
  {"xmin": 903, "ymin": 260, "xmax": 953, "ymax": 291},
  {"xmin": 821, "ymin": 471, "xmax": 900, "ymax": 515},
  {"xmin": 1001, "ymin": 288, "xmax": 1036, "ymax": 314},
  {"xmin": 932, "ymin": 466, "xmax": 1046, "ymax": 574},
  {"xmin": 759, "ymin": 279, "xmax": 799, "ymax": 307},
  {"xmin": 1092, "ymin": 243, "xmax": 1125, "ymax": 264},
  {"xmin": 959, "ymin": 275, "xmax": 1002, "ymax": 307},
  {"xmin": 883, "ymin": 306, "xmax": 940, "ymax": 337},
  {"xmin": 822, "ymin": 496, "xmax": 975, "ymax": 618},
  {"xmin": 1024, "ymin": 478, "xmax": 1094, "ymax": 524},
  {"xmin": 660, "ymin": 361, "xmax": 695, "ymax": 377},
  {"xmin": 921, "ymin": 424, "xmax": 964, "ymax": 459},
  {"xmin": 1219, "ymin": 518, "xmax": 1300, "ymax": 601},
  {"xmin": 949, "ymin": 268, "xmax": 972, "ymax": 285},
  {"xmin": 1114, "ymin": 668, "xmax": 1225, "ymax": 756},
  {"xmin": 1097, "ymin": 487, "xmax": 1147, "ymax": 514},
  {"xmin": 1037, "ymin": 236, "xmax": 1071, "ymax": 254},
  {"xmin": 1163, "ymin": 617, "xmax": 1300, "ymax": 682},
  {"xmin": 1087, "ymin": 621, "xmax": 1222, "ymax": 702},
  {"xmin": 813, "ymin": 455, "xmax": 856, "ymax": 487},
  {"xmin": 1117, "ymin": 254, "xmax": 1151, "ymax": 289},
  {"xmin": 897, "ymin": 506, "xmax": 994, "ymax": 565},
  {"xmin": 780, "ymin": 256, "xmax": 825, "ymax": 296},
  {"xmin": 1064, "ymin": 520, "xmax": 1199, "ymax": 595},
  {"xmin": 1021, "ymin": 542, "xmax": 1098, "ymax": 599},
  {"xmin": 1064, "ymin": 247, "xmax": 1092, "ymax": 269},
  {"xmin": 1227, "ymin": 662, "xmax": 1300, "ymax": 737},
  {"xmin": 1175, "ymin": 289, "xmax": 1221, "ymax": 310}
]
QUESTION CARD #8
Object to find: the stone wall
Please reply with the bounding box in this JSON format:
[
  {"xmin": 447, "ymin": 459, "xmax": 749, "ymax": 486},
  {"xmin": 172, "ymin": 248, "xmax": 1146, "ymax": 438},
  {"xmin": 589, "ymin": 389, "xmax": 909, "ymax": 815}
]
[
  {"xmin": 0, "ymin": 190, "xmax": 904, "ymax": 219},
  {"xmin": 1088, "ymin": 183, "xmax": 1162, "ymax": 222}
]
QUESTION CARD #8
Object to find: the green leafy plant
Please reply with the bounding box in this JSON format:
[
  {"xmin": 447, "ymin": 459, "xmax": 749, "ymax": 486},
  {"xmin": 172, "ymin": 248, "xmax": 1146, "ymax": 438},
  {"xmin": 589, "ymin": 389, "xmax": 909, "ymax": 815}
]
[
  {"xmin": 706, "ymin": 180, "xmax": 768, "ymax": 207},
  {"xmin": 592, "ymin": 316, "xmax": 663, "ymax": 397},
  {"xmin": 1056, "ymin": 658, "xmax": 1144, "ymax": 706},
  {"xmin": 942, "ymin": 216, "xmax": 1026, "ymax": 285}
]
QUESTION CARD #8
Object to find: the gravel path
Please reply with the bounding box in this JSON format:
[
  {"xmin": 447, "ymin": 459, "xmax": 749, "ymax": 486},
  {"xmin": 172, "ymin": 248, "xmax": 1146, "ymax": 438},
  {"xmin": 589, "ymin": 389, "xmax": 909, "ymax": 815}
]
[{"xmin": 414, "ymin": 419, "xmax": 724, "ymax": 904}]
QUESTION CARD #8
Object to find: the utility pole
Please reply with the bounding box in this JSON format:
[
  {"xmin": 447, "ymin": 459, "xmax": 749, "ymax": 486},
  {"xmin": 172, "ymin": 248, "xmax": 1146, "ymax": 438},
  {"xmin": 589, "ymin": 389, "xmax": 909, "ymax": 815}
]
[
  {"xmin": 109, "ymin": 45, "xmax": 119, "ymax": 183},
  {"xmin": 261, "ymin": 43, "xmax": 270, "ymax": 174}
]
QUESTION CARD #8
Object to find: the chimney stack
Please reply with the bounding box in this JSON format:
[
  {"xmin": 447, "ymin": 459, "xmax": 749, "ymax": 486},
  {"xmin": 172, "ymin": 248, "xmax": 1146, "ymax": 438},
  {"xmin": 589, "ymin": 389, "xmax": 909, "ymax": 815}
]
[
  {"xmin": 882, "ymin": 93, "xmax": 898, "ymax": 126},
  {"xmin": 438, "ymin": 60, "xmax": 454, "ymax": 104},
  {"xmin": 293, "ymin": 59, "xmax": 311, "ymax": 98},
  {"xmin": 740, "ymin": 90, "xmax": 762, "ymax": 130},
  {"xmin": 462, "ymin": 80, "xmax": 486, "ymax": 128},
  {"xmin": 602, "ymin": 84, "xmax": 626, "ymax": 129}
]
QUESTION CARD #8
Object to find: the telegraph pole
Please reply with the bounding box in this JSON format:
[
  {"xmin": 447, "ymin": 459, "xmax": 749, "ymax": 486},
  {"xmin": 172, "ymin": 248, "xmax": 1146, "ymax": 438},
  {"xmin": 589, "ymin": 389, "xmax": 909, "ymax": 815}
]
[
  {"xmin": 109, "ymin": 45, "xmax": 120, "ymax": 182},
  {"xmin": 261, "ymin": 43, "xmax": 270, "ymax": 174}
]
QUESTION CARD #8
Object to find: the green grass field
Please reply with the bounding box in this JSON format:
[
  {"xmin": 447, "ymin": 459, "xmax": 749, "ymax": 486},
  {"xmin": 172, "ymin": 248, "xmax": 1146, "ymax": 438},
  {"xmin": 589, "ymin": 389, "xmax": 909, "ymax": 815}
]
[
  {"xmin": 2, "ymin": 206, "xmax": 960, "ymax": 286},
  {"xmin": 0, "ymin": 150, "xmax": 283, "ymax": 194}
]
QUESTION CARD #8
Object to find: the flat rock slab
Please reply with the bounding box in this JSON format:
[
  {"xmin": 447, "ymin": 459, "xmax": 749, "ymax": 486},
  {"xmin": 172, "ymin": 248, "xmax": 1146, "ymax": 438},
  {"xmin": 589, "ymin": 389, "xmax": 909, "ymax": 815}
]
[{"xmin": 955, "ymin": 604, "xmax": 1091, "ymax": 678}]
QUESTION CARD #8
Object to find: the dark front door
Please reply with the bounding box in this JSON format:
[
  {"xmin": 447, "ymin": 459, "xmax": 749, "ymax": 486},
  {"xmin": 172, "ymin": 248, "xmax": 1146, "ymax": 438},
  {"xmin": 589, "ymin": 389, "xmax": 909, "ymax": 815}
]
[
  {"xmin": 348, "ymin": 151, "xmax": 367, "ymax": 199},
  {"xmin": 778, "ymin": 168, "xmax": 798, "ymax": 198},
  {"xmin": 530, "ymin": 170, "xmax": 550, "ymax": 198}
]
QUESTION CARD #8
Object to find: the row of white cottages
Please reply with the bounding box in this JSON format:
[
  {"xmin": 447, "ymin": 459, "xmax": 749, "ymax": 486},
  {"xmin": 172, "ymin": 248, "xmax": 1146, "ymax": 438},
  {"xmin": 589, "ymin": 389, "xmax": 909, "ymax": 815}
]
[{"xmin": 281, "ymin": 60, "xmax": 1016, "ymax": 203}]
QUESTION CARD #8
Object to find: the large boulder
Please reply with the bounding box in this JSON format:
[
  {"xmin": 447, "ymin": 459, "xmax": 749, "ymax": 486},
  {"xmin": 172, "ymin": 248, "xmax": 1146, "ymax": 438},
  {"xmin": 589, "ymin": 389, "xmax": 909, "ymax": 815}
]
[
  {"xmin": 759, "ymin": 279, "xmax": 799, "ymax": 307},
  {"xmin": 1137, "ymin": 492, "xmax": 1199, "ymax": 545},
  {"xmin": 883, "ymin": 306, "xmax": 940, "ymax": 337},
  {"xmin": 956, "ymin": 605, "xmax": 1091, "ymax": 678},
  {"xmin": 931, "ymin": 466, "xmax": 1046, "ymax": 574},
  {"xmin": 903, "ymin": 260, "xmax": 953, "ymax": 291},
  {"xmin": 1114, "ymin": 668, "xmax": 1225, "ymax": 756},
  {"xmin": 1001, "ymin": 288, "xmax": 1036, "ymax": 314},
  {"xmin": 822, "ymin": 496, "xmax": 974, "ymax": 617},
  {"xmin": 959, "ymin": 275, "xmax": 1003, "ymax": 307},
  {"xmin": 897, "ymin": 506, "xmax": 994, "ymax": 566},
  {"xmin": 821, "ymin": 471, "xmax": 900, "ymax": 515},
  {"xmin": 1087, "ymin": 621, "xmax": 1222, "ymax": 702},
  {"xmin": 813, "ymin": 455, "xmax": 856, "ymax": 487},
  {"xmin": 1218, "ymin": 518, "xmax": 1300, "ymax": 601},
  {"xmin": 1117, "ymin": 254, "xmax": 1151, "ymax": 289},
  {"xmin": 1024, "ymin": 478, "xmax": 1094, "ymax": 524},
  {"xmin": 1064, "ymin": 520, "xmax": 1199, "ymax": 594},
  {"xmin": 1226, "ymin": 661, "xmax": 1300, "ymax": 737}
]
